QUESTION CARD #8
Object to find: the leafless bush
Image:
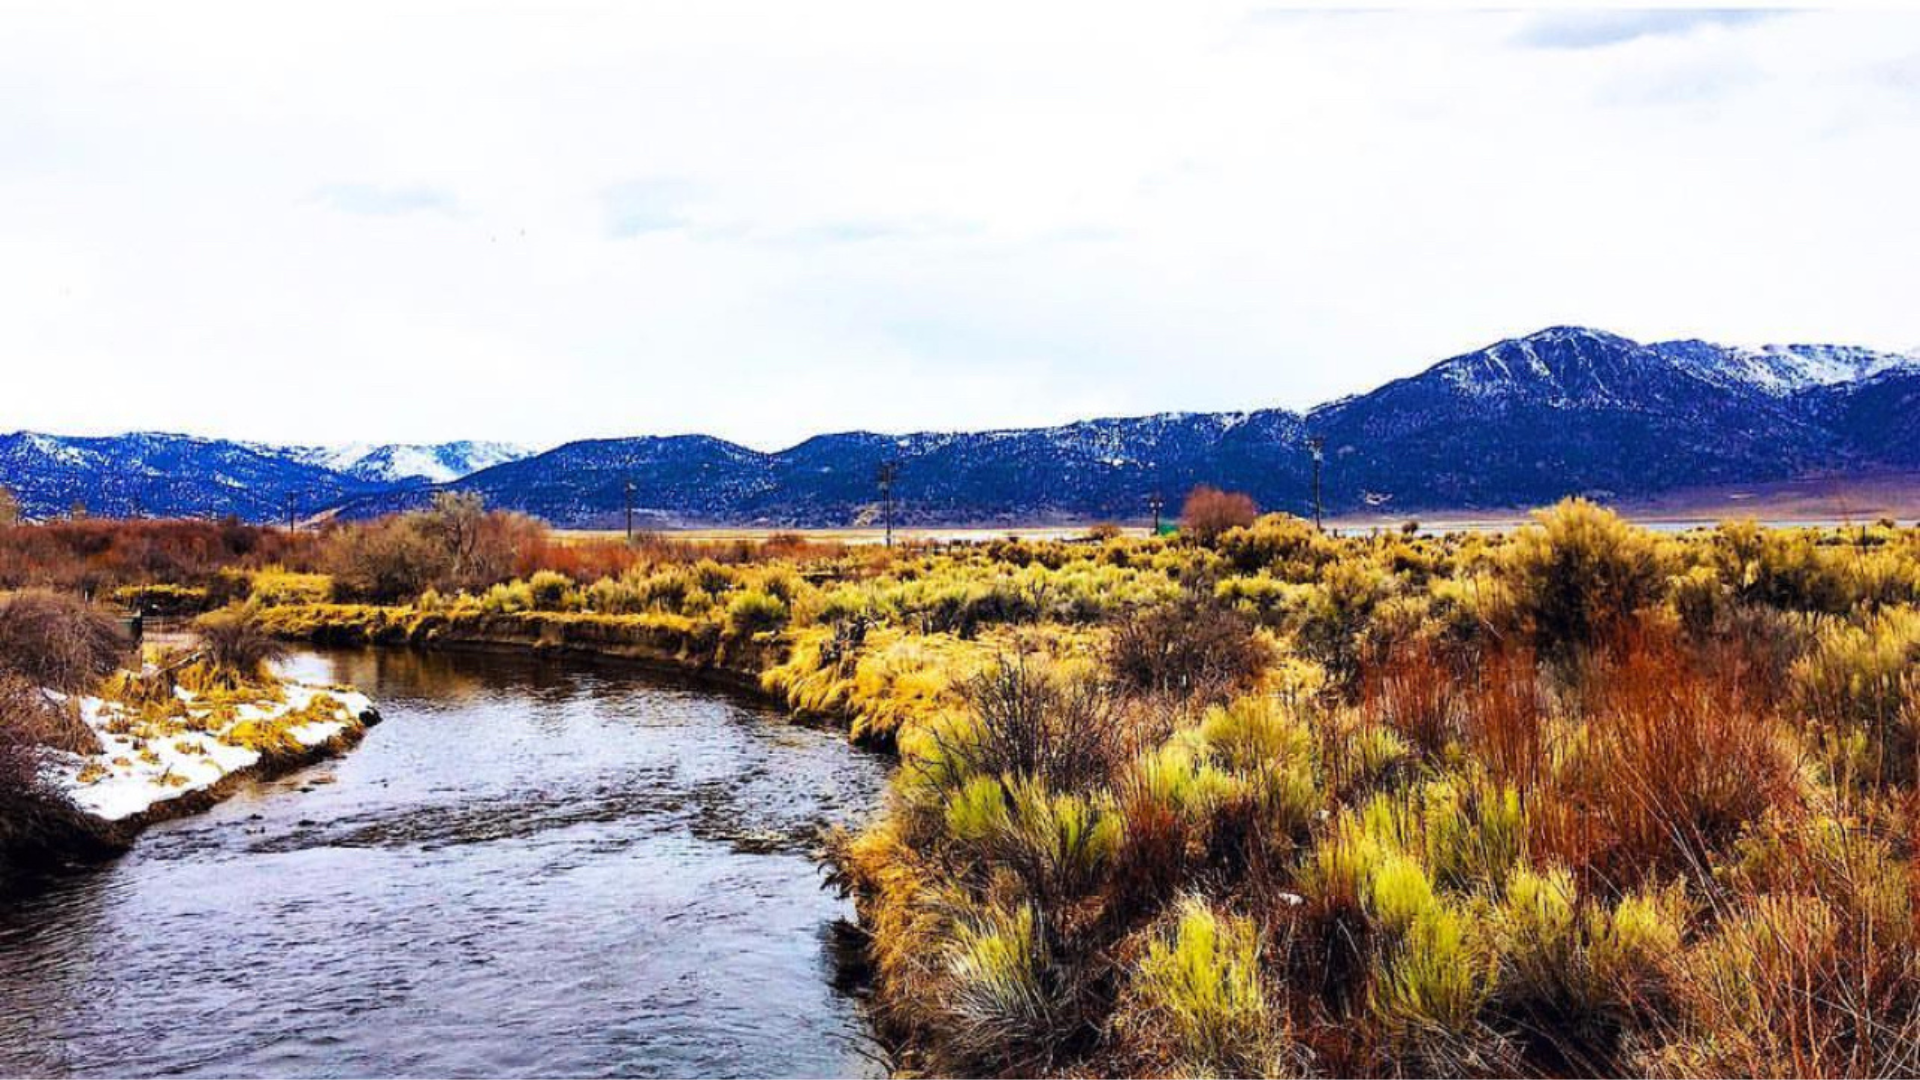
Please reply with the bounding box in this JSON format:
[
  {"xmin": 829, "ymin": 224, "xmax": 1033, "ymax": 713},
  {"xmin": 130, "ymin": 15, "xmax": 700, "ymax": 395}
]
[
  {"xmin": 320, "ymin": 516, "xmax": 445, "ymax": 602},
  {"xmin": 0, "ymin": 720, "xmax": 121, "ymax": 870},
  {"xmin": 943, "ymin": 655, "xmax": 1129, "ymax": 792},
  {"xmin": 0, "ymin": 589, "xmax": 130, "ymax": 693},
  {"xmin": 1107, "ymin": 594, "xmax": 1272, "ymax": 704}
]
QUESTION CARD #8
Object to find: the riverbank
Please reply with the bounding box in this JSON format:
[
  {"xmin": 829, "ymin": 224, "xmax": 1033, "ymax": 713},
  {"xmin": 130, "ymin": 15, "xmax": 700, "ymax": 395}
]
[
  {"xmin": 49, "ymin": 680, "xmax": 379, "ymax": 827},
  {"xmin": 246, "ymin": 601, "xmax": 1084, "ymax": 749},
  {"xmin": 10, "ymin": 668, "xmax": 381, "ymax": 875}
]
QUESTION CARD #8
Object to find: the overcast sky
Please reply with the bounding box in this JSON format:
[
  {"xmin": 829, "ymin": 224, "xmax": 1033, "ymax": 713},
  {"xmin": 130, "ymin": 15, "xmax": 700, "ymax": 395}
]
[{"xmin": 3, "ymin": 4, "xmax": 1917, "ymax": 451}]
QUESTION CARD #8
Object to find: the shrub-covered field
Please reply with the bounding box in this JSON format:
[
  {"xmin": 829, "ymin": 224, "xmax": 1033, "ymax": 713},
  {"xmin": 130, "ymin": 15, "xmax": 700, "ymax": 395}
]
[
  {"xmin": 815, "ymin": 504, "xmax": 1920, "ymax": 1076},
  {"xmin": 6, "ymin": 495, "xmax": 1920, "ymax": 1076}
]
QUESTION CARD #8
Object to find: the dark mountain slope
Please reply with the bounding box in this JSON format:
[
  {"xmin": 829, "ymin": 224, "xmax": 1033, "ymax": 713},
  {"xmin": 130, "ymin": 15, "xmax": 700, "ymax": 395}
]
[
  {"xmin": 1306, "ymin": 327, "xmax": 1845, "ymax": 511},
  {"xmin": 1802, "ymin": 367, "xmax": 1920, "ymax": 467}
]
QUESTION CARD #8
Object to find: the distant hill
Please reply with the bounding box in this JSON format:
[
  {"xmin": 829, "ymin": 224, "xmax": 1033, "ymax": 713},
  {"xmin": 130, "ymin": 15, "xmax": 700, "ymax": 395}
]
[
  {"xmin": 333, "ymin": 411, "xmax": 1313, "ymax": 528},
  {"xmin": 4, "ymin": 328, "xmax": 1915, "ymax": 525}
]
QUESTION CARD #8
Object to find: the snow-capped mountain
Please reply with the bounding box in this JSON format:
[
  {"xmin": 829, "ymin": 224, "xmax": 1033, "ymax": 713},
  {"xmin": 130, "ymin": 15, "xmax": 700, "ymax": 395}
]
[
  {"xmin": 328, "ymin": 328, "xmax": 1916, "ymax": 526},
  {"xmin": 0, "ymin": 432, "xmax": 377, "ymax": 521},
  {"xmin": 332, "ymin": 411, "xmax": 1312, "ymax": 527},
  {"xmin": 1801, "ymin": 364, "xmax": 1920, "ymax": 468},
  {"xmin": 3, "ymin": 328, "xmax": 1914, "ymax": 525},
  {"xmin": 1431, "ymin": 326, "xmax": 1652, "ymax": 404},
  {"xmin": 1302, "ymin": 327, "xmax": 1864, "ymax": 512},
  {"xmin": 284, "ymin": 441, "xmax": 530, "ymax": 484}
]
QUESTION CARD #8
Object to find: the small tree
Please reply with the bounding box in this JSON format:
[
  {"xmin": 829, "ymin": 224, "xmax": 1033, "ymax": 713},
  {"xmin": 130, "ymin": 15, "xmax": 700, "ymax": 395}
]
[
  {"xmin": 1180, "ymin": 486, "xmax": 1257, "ymax": 546},
  {"xmin": 0, "ymin": 485, "xmax": 20, "ymax": 527},
  {"xmin": 417, "ymin": 491, "xmax": 487, "ymax": 582}
]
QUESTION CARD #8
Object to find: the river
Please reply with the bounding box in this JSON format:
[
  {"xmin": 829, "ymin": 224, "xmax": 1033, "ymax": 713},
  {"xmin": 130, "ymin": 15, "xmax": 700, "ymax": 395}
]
[{"xmin": 0, "ymin": 647, "xmax": 890, "ymax": 1078}]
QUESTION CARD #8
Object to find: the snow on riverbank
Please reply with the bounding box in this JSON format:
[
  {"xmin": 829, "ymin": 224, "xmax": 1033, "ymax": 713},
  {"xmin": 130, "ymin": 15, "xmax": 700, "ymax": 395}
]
[{"xmin": 42, "ymin": 681, "xmax": 378, "ymax": 823}]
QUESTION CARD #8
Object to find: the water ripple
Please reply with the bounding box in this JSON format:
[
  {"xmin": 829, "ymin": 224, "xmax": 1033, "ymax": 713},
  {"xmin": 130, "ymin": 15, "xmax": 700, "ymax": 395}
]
[{"xmin": 0, "ymin": 646, "xmax": 888, "ymax": 1079}]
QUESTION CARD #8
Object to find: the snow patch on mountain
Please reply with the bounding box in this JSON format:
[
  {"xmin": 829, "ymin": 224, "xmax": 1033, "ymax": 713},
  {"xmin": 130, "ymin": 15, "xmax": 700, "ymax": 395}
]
[
  {"xmin": 283, "ymin": 441, "xmax": 531, "ymax": 483},
  {"xmin": 1664, "ymin": 340, "xmax": 1917, "ymax": 396},
  {"xmin": 21, "ymin": 433, "xmax": 92, "ymax": 466},
  {"xmin": 1435, "ymin": 327, "xmax": 1642, "ymax": 403}
]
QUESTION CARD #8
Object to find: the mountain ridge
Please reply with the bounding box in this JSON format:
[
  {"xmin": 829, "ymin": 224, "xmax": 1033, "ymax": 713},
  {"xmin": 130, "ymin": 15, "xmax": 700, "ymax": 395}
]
[
  {"xmin": 273, "ymin": 440, "xmax": 532, "ymax": 484},
  {"xmin": 3, "ymin": 327, "xmax": 1914, "ymax": 525}
]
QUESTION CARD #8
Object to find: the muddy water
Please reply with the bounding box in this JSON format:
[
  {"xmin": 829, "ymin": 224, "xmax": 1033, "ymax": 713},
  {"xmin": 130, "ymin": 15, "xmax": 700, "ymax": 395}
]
[{"xmin": 0, "ymin": 647, "xmax": 890, "ymax": 1078}]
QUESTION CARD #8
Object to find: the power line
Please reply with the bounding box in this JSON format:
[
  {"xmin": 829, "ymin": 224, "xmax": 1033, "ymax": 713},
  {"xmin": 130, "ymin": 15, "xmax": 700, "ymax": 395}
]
[
  {"xmin": 876, "ymin": 461, "xmax": 899, "ymax": 548},
  {"xmin": 1307, "ymin": 436, "xmax": 1325, "ymax": 532}
]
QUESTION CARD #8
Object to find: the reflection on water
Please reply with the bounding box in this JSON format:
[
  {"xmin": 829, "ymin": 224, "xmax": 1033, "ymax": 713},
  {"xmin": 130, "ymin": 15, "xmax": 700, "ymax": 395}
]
[{"xmin": 0, "ymin": 647, "xmax": 890, "ymax": 1079}]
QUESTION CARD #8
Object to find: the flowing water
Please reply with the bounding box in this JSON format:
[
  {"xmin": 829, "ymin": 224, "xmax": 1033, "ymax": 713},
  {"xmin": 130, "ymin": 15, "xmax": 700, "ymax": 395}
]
[{"xmin": 0, "ymin": 647, "xmax": 891, "ymax": 1078}]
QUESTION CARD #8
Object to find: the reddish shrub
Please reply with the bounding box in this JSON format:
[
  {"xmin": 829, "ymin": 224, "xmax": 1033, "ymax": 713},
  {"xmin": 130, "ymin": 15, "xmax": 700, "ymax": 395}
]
[
  {"xmin": 515, "ymin": 537, "xmax": 639, "ymax": 584},
  {"xmin": 1360, "ymin": 638, "xmax": 1459, "ymax": 759},
  {"xmin": 1544, "ymin": 626, "xmax": 1798, "ymax": 889},
  {"xmin": 1180, "ymin": 486, "xmax": 1258, "ymax": 546},
  {"xmin": 1461, "ymin": 645, "xmax": 1545, "ymax": 796},
  {"xmin": 0, "ymin": 519, "xmax": 318, "ymax": 592},
  {"xmin": 759, "ymin": 532, "xmax": 849, "ymax": 562}
]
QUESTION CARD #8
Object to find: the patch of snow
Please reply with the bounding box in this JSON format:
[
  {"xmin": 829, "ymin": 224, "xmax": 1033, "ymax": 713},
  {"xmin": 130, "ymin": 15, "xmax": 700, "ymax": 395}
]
[
  {"xmin": 45, "ymin": 680, "xmax": 374, "ymax": 823},
  {"xmin": 22, "ymin": 433, "xmax": 90, "ymax": 466},
  {"xmin": 271, "ymin": 440, "xmax": 531, "ymax": 483},
  {"xmin": 1674, "ymin": 341, "xmax": 1915, "ymax": 395},
  {"xmin": 313, "ymin": 442, "xmax": 376, "ymax": 472}
]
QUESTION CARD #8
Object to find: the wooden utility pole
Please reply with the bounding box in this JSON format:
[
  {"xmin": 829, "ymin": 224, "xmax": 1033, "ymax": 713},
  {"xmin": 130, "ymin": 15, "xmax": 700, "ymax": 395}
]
[
  {"xmin": 625, "ymin": 478, "xmax": 637, "ymax": 543},
  {"xmin": 1307, "ymin": 437, "xmax": 1325, "ymax": 532},
  {"xmin": 285, "ymin": 492, "xmax": 296, "ymax": 533},
  {"xmin": 1148, "ymin": 492, "xmax": 1164, "ymax": 534},
  {"xmin": 876, "ymin": 461, "xmax": 899, "ymax": 548}
]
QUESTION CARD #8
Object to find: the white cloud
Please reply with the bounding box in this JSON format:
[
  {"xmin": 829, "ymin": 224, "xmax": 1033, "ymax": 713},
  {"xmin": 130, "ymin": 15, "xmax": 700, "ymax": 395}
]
[
  {"xmin": 313, "ymin": 184, "xmax": 462, "ymax": 218},
  {"xmin": 1514, "ymin": 10, "xmax": 1781, "ymax": 50},
  {"xmin": 0, "ymin": 3, "xmax": 1917, "ymax": 451}
]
